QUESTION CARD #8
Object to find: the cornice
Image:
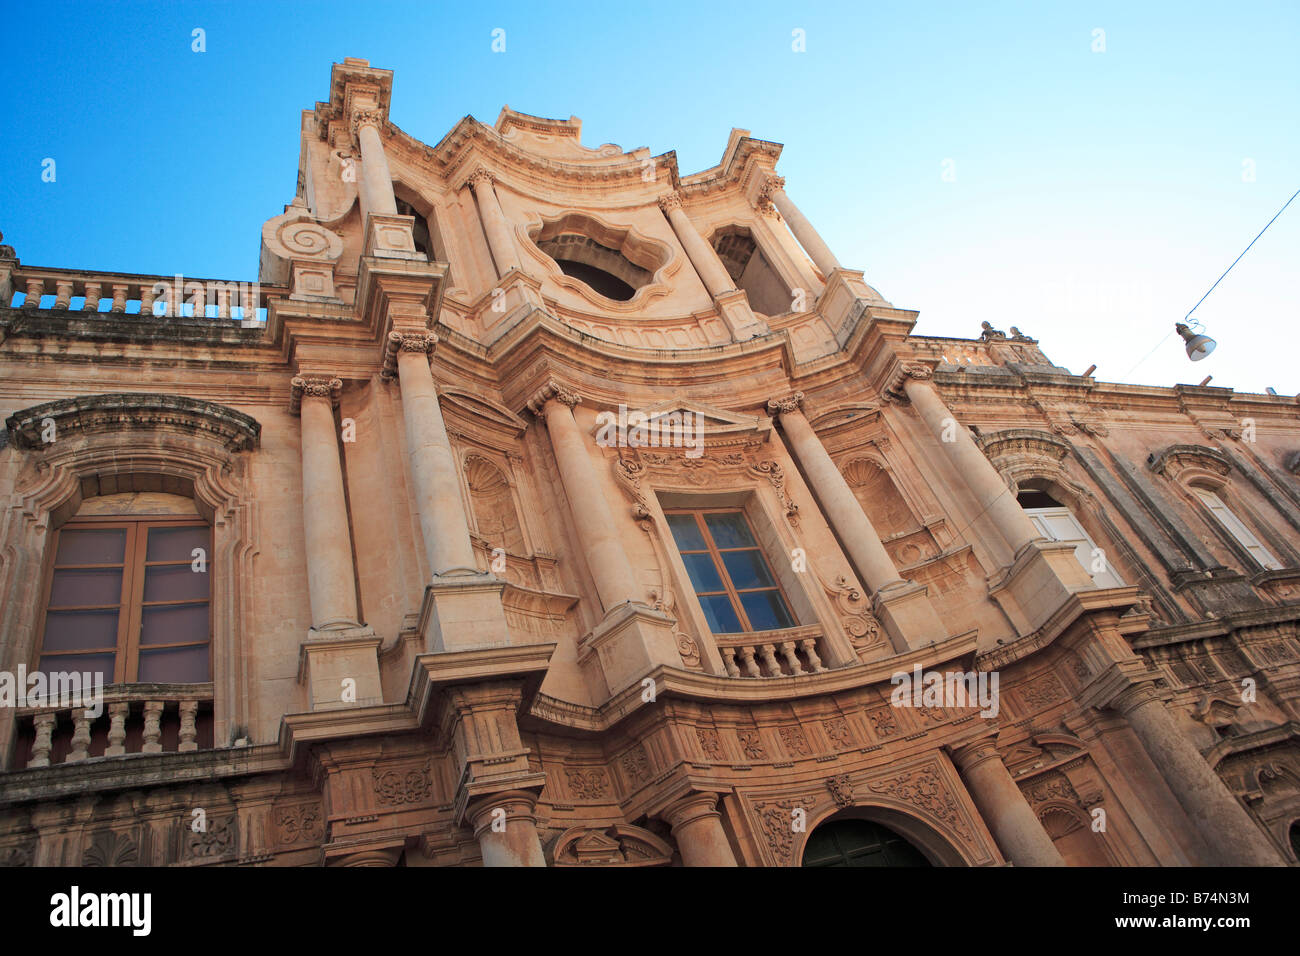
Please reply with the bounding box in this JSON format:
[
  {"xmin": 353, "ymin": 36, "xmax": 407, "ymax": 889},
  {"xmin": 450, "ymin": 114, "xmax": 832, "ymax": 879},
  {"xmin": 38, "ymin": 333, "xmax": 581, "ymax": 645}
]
[{"xmin": 5, "ymin": 392, "xmax": 262, "ymax": 452}]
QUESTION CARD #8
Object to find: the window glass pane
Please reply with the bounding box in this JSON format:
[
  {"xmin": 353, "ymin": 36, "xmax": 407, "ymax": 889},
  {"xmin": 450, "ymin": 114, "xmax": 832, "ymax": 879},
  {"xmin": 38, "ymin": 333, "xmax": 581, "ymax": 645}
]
[
  {"xmin": 721, "ymin": 549, "xmax": 776, "ymax": 590},
  {"xmin": 703, "ymin": 512, "xmax": 756, "ymax": 549},
  {"xmin": 140, "ymin": 603, "xmax": 209, "ymax": 645},
  {"xmin": 143, "ymin": 564, "xmax": 209, "ymax": 602},
  {"xmin": 41, "ymin": 609, "xmax": 119, "ymax": 651},
  {"xmin": 145, "ymin": 526, "xmax": 209, "ymax": 563},
  {"xmin": 55, "ymin": 528, "xmax": 126, "ymax": 565},
  {"xmin": 699, "ymin": 594, "xmax": 743, "ymax": 634},
  {"xmin": 666, "ymin": 513, "xmax": 707, "ymax": 551},
  {"xmin": 48, "ymin": 568, "xmax": 123, "ymax": 607},
  {"xmin": 137, "ymin": 645, "xmax": 209, "ymax": 682},
  {"xmin": 739, "ymin": 590, "xmax": 795, "ymax": 631},
  {"xmin": 37, "ymin": 653, "xmax": 114, "ymax": 685},
  {"xmin": 682, "ymin": 551, "xmax": 725, "ymax": 593}
]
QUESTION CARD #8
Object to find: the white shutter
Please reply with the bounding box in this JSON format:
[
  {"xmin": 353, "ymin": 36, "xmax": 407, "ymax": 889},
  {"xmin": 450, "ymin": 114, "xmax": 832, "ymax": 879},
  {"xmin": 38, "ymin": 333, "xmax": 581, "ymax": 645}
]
[
  {"xmin": 1022, "ymin": 506, "xmax": 1126, "ymax": 588},
  {"xmin": 1195, "ymin": 489, "xmax": 1281, "ymax": 570}
]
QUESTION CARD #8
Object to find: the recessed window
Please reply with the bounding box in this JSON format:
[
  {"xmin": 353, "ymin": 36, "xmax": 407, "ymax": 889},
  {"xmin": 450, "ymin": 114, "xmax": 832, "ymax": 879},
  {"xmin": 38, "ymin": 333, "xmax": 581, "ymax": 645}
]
[
  {"xmin": 1194, "ymin": 487, "xmax": 1281, "ymax": 570},
  {"xmin": 36, "ymin": 515, "xmax": 212, "ymax": 684},
  {"xmin": 1018, "ymin": 489, "xmax": 1125, "ymax": 588},
  {"xmin": 665, "ymin": 508, "xmax": 796, "ymax": 633},
  {"xmin": 530, "ymin": 213, "xmax": 667, "ymax": 303},
  {"xmin": 712, "ymin": 226, "xmax": 794, "ymax": 316}
]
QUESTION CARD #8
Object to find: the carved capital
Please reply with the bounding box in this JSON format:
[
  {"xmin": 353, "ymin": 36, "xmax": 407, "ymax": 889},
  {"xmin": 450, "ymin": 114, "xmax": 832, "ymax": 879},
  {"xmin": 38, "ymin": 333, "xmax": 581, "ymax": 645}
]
[
  {"xmin": 350, "ymin": 108, "xmax": 385, "ymax": 140},
  {"xmin": 381, "ymin": 330, "xmax": 438, "ymax": 380},
  {"xmin": 466, "ymin": 166, "xmax": 496, "ymax": 190},
  {"xmin": 525, "ymin": 380, "xmax": 582, "ymax": 416},
  {"xmin": 765, "ymin": 391, "xmax": 805, "ymax": 416},
  {"xmin": 754, "ymin": 175, "xmax": 786, "ymax": 217},
  {"xmin": 948, "ymin": 737, "xmax": 1003, "ymax": 773},
  {"xmin": 656, "ymin": 191, "xmax": 684, "ymax": 214},
  {"xmin": 290, "ymin": 375, "xmax": 343, "ymax": 414},
  {"xmin": 882, "ymin": 362, "xmax": 934, "ymax": 402}
]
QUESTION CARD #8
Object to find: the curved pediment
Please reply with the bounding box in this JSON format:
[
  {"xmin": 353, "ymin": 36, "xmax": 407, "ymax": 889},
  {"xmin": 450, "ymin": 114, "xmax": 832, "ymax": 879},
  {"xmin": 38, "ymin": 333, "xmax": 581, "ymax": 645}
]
[
  {"xmin": 975, "ymin": 428, "xmax": 1071, "ymax": 466},
  {"xmin": 5, "ymin": 393, "xmax": 260, "ymax": 452},
  {"xmin": 1147, "ymin": 443, "xmax": 1232, "ymax": 484}
]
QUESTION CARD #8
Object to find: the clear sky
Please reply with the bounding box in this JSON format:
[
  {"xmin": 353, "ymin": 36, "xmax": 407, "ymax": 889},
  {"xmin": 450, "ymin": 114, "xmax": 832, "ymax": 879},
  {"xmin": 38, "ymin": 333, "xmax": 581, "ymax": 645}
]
[{"xmin": 3, "ymin": 1, "xmax": 1297, "ymax": 393}]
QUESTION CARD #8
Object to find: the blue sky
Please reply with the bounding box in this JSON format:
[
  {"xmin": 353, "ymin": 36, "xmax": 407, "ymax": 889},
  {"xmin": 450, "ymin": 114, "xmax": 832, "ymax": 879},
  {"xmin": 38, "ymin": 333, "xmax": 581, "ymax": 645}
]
[{"xmin": 3, "ymin": 1, "xmax": 1297, "ymax": 392}]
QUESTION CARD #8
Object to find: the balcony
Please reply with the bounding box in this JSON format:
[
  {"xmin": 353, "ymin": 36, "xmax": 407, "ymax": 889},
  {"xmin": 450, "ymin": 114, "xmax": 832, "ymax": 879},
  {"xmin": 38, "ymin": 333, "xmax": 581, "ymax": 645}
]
[
  {"xmin": 714, "ymin": 625, "xmax": 829, "ymax": 677},
  {"xmin": 9, "ymin": 683, "xmax": 215, "ymax": 769}
]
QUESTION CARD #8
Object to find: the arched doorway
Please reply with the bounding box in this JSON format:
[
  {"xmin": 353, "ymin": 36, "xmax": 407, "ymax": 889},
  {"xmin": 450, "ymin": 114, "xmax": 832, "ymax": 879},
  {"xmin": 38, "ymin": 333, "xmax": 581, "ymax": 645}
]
[{"xmin": 801, "ymin": 819, "xmax": 933, "ymax": 867}]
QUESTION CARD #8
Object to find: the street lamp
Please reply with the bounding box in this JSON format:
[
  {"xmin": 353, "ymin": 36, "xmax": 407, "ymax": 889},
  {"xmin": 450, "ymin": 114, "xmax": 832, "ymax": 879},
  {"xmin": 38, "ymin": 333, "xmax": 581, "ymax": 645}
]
[{"xmin": 1176, "ymin": 322, "xmax": 1216, "ymax": 362}]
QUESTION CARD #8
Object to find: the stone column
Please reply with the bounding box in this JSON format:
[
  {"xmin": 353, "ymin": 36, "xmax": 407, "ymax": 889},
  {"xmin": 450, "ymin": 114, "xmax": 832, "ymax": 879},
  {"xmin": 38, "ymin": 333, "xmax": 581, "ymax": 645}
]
[
  {"xmin": 898, "ymin": 366, "xmax": 1040, "ymax": 554},
  {"xmin": 388, "ymin": 331, "xmax": 478, "ymax": 577},
  {"xmin": 769, "ymin": 392, "xmax": 945, "ymax": 650},
  {"xmin": 468, "ymin": 167, "xmax": 522, "ymax": 277},
  {"xmin": 662, "ymin": 792, "xmax": 738, "ymax": 867},
  {"xmin": 469, "ymin": 790, "xmax": 548, "ymax": 867},
  {"xmin": 763, "ymin": 175, "xmax": 842, "ymax": 278},
  {"xmin": 292, "ymin": 376, "xmax": 360, "ymax": 630},
  {"xmin": 529, "ymin": 382, "xmax": 640, "ymax": 614},
  {"xmin": 769, "ymin": 393, "xmax": 903, "ymax": 593},
  {"xmin": 353, "ymin": 110, "xmax": 398, "ymax": 219},
  {"xmin": 950, "ymin": 740, "xmax": 1067, "ymax": 866},
  {"xmin": 1111, "ymin": 684, "xmax": 1285, "ymax": 866},
  {"xmin": 658, "ymin": 192, "xmax": 736, "ymax": 297}
]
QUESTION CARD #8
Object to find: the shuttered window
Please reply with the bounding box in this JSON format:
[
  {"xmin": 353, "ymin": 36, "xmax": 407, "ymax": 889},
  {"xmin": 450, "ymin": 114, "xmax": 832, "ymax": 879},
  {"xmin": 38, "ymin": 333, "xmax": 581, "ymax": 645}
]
[{"xmin": 1194, "ymin": 488, "xmax": 1281, "ymax": 570}]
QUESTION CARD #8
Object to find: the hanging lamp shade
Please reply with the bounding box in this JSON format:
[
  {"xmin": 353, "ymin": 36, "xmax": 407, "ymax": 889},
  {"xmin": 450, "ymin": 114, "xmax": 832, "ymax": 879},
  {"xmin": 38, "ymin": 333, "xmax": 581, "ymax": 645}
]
[{"xmin": 1176, "ymin": 322, "xmax": 1216, "ymax": 361}]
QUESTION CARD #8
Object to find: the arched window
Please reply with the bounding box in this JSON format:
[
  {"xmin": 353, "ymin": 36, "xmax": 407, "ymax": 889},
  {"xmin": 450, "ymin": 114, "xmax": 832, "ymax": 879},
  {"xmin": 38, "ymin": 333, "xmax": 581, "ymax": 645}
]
[
  {"xmin": 1018, "ymin": 488, "xmax": 1125, "ymax": 588},
  {"xmin": 529, "ymin": 213, "xmax": 668, "ymax": 304},
  {"xmin": 35, "ymin": 492, "xmax": 211, "ymax": 684},
  {"xmin": 1193, "ymin": 486, "xmax": 1281, "ymax": 570},
  {"xmin": 801, "ymin": 819, "xmax": 932, "ymax": 867}
]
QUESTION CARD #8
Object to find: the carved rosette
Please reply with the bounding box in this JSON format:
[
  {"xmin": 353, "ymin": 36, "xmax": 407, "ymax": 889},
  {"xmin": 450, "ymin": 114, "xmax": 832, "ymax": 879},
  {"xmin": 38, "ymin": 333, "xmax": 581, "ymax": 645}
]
[
  {"xmin": 525, "ymin": 380, "xmax": 582, "ymax": 417},
  {"xmin": 883, "ymin": 362, "xmax": 934, "ymax": 403},
  {"xmin": 381, "ymin": 330, "xmax": 438, "ymax": 380},
  {"xmin": 656, "ymin": 191, "xmax": 684, "ymax": 214},
  {"xmin": 290, "ymin": 375, "xmax": 343, "ymax": 414},
  {"xmin": 765, "ymin": 391, "xmax": 805, "ymax": 416}
]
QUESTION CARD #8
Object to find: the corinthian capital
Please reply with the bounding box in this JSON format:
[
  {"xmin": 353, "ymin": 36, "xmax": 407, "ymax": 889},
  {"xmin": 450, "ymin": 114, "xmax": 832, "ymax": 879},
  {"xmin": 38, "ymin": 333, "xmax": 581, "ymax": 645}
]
[
  {"xmin": 525, "ymin": 380, "xmax": 582, "ymax": 416},
  {"xmin": 381, "ymin": 330, "xmax": 439, "ymax": 379},
  {"xmin": 766, "ymin": 391, "xmax": 805, "ymax": 415},
  {"xmin": 754, "ymin": 175, "xmax": 786, "ymax": 217},
  {"xmin": 350, "ymin": 108, "xmax": 385, "ymax": 139},
  {"xmin": 882, "ymin": 361, "xmax": 934, "ymax": 402},
  {"xmin": 466, "ymin": 166, "xmax": 496, "ymax": 189},
  {"xmin": 290, "ymin": 375, "xmax": 344, "ymax": 414},
  {"xmin": 656, "ymin": 191, "xmax": 684, "ymax": 214}
]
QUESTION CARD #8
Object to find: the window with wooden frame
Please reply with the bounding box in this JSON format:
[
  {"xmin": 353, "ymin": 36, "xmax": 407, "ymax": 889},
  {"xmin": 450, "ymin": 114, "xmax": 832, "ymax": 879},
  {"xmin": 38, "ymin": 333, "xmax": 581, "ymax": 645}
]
[
  {"xmin": 1193, "ymin": 487, "xmax": 1282, "ymax": 571},
  {"xmin": 664, "ymin": 508, "xmax": 796, "ymax": 634},
  {"xmin": 35, "ymin": 515, "xmax": 212, "ymax": 684}
]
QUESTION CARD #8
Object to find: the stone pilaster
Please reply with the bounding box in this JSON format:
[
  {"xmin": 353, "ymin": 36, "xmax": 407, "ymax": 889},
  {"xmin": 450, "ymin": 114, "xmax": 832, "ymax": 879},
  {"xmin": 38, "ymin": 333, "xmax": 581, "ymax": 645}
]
[
  {"xmin": 467, "ymin": 167, "xmax": 522, "ymax": 277},
  {"xmin": 659, "ymin": 192, "xmax": 764, "ymax": 340},
  {"xmin": 352, "ymin": 109, "xmax": 398, "ymax": 219},
  {"xmin": 763, "ymin": 175, "xmax": 842, "ymax": 279}
]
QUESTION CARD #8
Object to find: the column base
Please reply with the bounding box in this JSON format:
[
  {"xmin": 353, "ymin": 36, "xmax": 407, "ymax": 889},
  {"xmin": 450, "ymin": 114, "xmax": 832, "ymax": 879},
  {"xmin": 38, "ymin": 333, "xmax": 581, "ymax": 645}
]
[
  {"xmin": 297, "ymin": 624, "xmax": 383, "ymax": 711},
  {"xmin": 815, "ymin": 268, "xmax": 890, "ymax": 345},
  {"xmin": 873, "ymin": 579, "xmax": 949, "ymax": 652},
  {"xmin": 417, "ymin": 572, "xmax": 513, "ymax": 652},
  {"xmin": 576, "ymin": 601, "xmax": 682, "ymax": 701},
  {"xmin": 714, "ymin": 289, "xmax": 768, "ymax": 341},
  {"xmin": 988, "ymin": 540, "xmax": 1095, "ymax": 636}
]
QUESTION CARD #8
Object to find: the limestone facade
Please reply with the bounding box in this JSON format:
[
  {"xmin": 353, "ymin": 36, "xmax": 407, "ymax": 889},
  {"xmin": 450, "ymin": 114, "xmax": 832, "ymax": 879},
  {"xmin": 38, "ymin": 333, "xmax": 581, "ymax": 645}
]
[{"xmin": 0, "ymin": 58, "xmax": 1297, "ymax": 867}]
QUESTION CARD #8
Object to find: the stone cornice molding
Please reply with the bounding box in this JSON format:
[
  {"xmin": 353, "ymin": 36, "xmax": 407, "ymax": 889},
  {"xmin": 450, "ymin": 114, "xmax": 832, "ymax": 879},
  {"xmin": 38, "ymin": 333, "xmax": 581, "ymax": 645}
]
[
  {"xmin": 1148, "ymin": 443, "xmax": 1233, "ymax": 486},
  {"xmin": 290, "ymin": 375, "xmax": 343, "ymax": 414},
  {"xmin": 5, "ymin": 393, "xmax": 261, "ymax": 453},
  {"xmin": 525, "ymin": 380, "xmax": 581, "ymax": 417},
  {"xmin": 765, "ymin": 391, "xmax": 805, "ymax": 416},
  {"xmin": 381, "ymin": 330, "xmax": 438, "ymax": 380}
]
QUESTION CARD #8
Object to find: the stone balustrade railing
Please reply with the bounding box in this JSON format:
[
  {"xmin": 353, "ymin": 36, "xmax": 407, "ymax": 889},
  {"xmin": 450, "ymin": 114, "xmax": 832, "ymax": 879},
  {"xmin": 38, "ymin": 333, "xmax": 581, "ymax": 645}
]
[
  {"xmin": 715, "ymin": 625, "xmax": 828, "ymax": 678},
  {"xmin": 911, "ymin": 336, "xmax": 999, "ymax": 369},
  {"xmin": 0, "ymin": 264, "xmax": 285, "ymax": 324},
  {"xmin": 12, "ymin": 683, "xmax": 215, "ymax": 769}
]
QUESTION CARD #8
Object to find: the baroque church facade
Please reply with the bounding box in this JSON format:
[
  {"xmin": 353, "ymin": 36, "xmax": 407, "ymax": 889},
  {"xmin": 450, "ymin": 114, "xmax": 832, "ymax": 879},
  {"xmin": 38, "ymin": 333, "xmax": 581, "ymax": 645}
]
[{"xmin": 0, "ymin": 58, "xmax": 1297, "ymax": 867}]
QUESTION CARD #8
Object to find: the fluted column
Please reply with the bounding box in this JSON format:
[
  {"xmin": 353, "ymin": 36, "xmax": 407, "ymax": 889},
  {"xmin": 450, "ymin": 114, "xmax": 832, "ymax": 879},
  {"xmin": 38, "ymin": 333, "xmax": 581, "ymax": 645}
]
[
  {"xmin": 950, "ymin": 740, "xmax": 1066, "ymax": 866},
  {"xmin": 292, "ymin": 375, "xmax": 360, "ymax": 630},
  {"xmin": 897, "ymin": 366, "xmax": 1040, "ymax": 553},
  {"xmin": 468, "ymin": 167, "xmax": 522, "ymax": 277},
  {"xmin": 353, "ymin": 110, "xmax": 398, "ymax": 219},
  {"xmin": 388, "ymin": 331, "xmax": 478, "ymax": 577},
  {"xmin": 1111, "ymin": 684, "xmax": 1285, "ymax": 866},
  {"xmin": 662, "ymin": 792, "xmax": 738, "ymax": 867},
  {"xmin": 658, "ymin": 192, "xmax": 736, "ymax": 297},
  {"xmin": 763, "ymin": 175, "xmax": 842, "ymax": 278},
  {"xmin": 768, "ymin": 393, "xmax": 903, "ymax": 593},
  {"xmin": 529, "ymin": 382, "xmax": 639, "ymax": 614}
]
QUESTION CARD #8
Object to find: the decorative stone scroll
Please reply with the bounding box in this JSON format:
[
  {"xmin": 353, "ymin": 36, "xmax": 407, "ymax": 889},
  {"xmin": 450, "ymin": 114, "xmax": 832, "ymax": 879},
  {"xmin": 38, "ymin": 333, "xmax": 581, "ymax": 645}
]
[
  {"xmin": 882, "ymin": 362, "xmax": 933, "ymax": 403},
  {"xmin": 525, "ymin": 380, "xmax": 581, "ymax": 416},
  {"xmin": 381, "ymin": 329, "xmax": 438, "ymax": 379},
  {"xmin": 611, "ymin": 448, "xmax": 798, "ymax": 527}
]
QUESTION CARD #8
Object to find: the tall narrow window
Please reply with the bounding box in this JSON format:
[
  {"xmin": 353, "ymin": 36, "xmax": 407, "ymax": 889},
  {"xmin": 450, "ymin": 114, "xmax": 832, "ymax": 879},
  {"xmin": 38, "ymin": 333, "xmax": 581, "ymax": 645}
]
[
  {"xmin": 36, "ymin": 516, "xmax": 212, "ymax": 683},
  {"xmin": 1194, "ymin": 488, "xmax": 1281, "ymax": 570},
  {"xmin": 665, "ymin": 509, "xmax": 796, "ymax": 633},
  {"xmin": 1019, "ymin": 490, "xmax": 1125, "ymax": 588}
]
